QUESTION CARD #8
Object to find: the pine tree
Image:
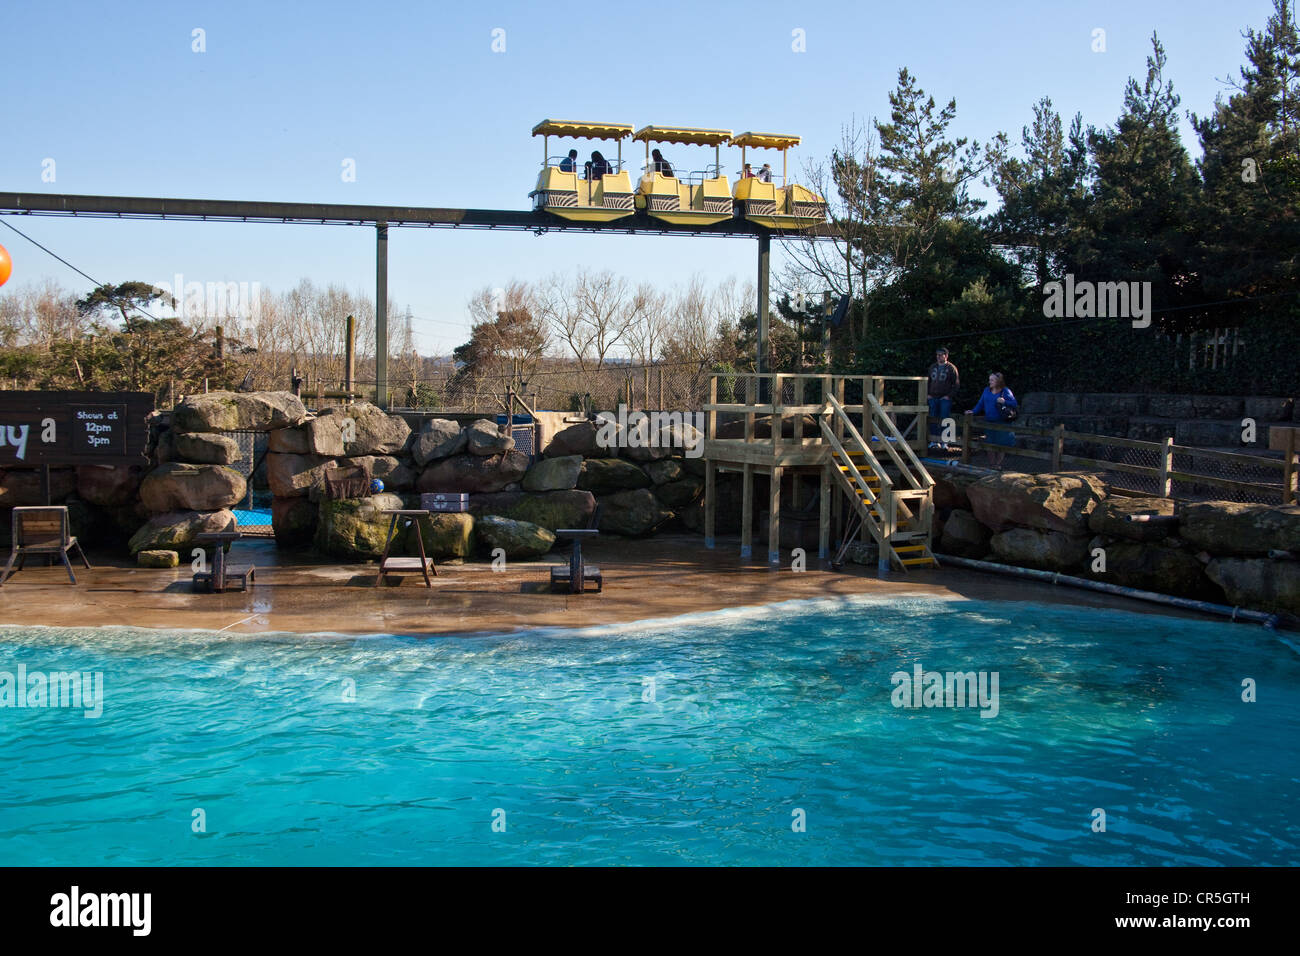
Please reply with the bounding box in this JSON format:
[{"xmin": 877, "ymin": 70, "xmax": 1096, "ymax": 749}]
[{"xmin": 1080, "ymin": 33, "xmax": 1200, "ymax": 326}]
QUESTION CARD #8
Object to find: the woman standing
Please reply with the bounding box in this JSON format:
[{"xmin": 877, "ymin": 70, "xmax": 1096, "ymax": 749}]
[{"xmin": 965, "ymin": 372, "xmax": 1019, "ymax": 469}]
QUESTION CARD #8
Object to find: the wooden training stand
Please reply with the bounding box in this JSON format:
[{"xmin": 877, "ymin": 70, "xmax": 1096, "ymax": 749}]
[{"xmin": 375, "ymin": 510, "xmax": 438, "ymax": 588}]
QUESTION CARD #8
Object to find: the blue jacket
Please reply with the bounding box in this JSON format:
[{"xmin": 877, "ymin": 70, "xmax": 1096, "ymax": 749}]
[{"xmin": 970, "ymin": 387, "xmax": 1017, "ymax": 422}]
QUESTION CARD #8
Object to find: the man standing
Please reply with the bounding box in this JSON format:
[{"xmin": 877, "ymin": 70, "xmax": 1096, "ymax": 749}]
[
  {"xmin": 927, "ymin": 347, "xmax": 960, "ymax": 451},
  {"xmin": 559, "ymin": 149, "xmax": 578, "ymax": 173}
]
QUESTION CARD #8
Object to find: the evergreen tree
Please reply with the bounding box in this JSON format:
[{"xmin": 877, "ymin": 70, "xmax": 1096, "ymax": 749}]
[{"xmin": 1080, "ymin": 33, "xmax": 1201, "ymax": 327}]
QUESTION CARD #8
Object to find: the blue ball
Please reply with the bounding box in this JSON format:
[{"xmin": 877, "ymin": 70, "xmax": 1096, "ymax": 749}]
[{"xmin": 369, "ymin": 478, "xmax": 385, "ymax": 494}]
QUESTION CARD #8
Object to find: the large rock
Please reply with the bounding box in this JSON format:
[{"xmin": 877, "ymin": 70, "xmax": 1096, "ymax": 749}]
[
  {"xmin": 305, "ymin": 416, "xmax": 346, "ymax": 457},
  {"xmin": 475, "ymin": 515, "xmax": 555, "ymax": 559},
  {"xmin": 404, "ymin": 512, "xmax": 475, "ymax": 559},
  {"xmin": 350, "ymin": 455, "xmax": 416, "ymax": 492},
  {"xmin": 411, "ymin": 418, "xmax": 466, "ymax": 465},
  {"xmin": 1087, "ymin": 496, "xmax": 1175, "ymax": 542},
  {"xmin": 933, "ymin": 472, "xmax": 980, "ymax": 513},
  {"xmin": 715, "ymin": 414, "xmax": 819, "ymax": 440},
  {"xmin": 137, "ymin": 550, "xmax": 180, "ymax": 568},
  {"xmin": 313, "ymin": 493, "xmax": 406, "ymax": 558},
  {"xmin": 622, "ymin": 415, "xmax": 669, "ymax": 462},
  {"xmin": 76, "ymin": 464, "xmax": 144, "ymax": 507},
  {"xmin": 266, "ymin": 453, "xmax": 334, "ymax": 499},
  {"xmin": 1175, "ymin": 420, "xmax": 1240, "ymax": 447},
  {"xmin": 967, "ymin": 472, "xmax": 1107, "ymax": 534},
  {"xmin": 418, "ymin": 451, "xmax": 529, "ymax": 494},
  {"xmin": 272, "ymin": 496, "xmax": 317, "ymax": 547},
  {"xmin": 654, "ymin": 478, "xmax": 703, "ymax": 509},
  {"xmin": 644, "ymin": 459, "xmax": 684, "ymax": 485},
  {"xmin": 522, "ymin": 455, "xmax": 582, "ymax": 492},
  {"xmin": 0, "ymin": 467, "xmax": 77, "ymax": 506},
  {"xmin": 1088, "ymin": 539, "xmax": 1209, "ymax": 598},
  {"xmin": 1147, "ymin": 395, "xmax": 1196, "ymax": 418},
  {"xmin": 465, "ymin": 419, "xmax": 514, "ymax": 456},
  {"xmin": 139, "ymin": 462, "xmax": 246, "ymax": 513},
  {"xmin": 544, "ymin": 421, "xmax": 599, "ymax": 458},
  {"xmin": 989, "ymin": 527, "xmax": 1091, "ymax": 572},
  {"xmin": 578, "ymin": 458, "xmax": 651, "ymax": 494},
  {"xmin": 268, "ymin": 424, "xmax": 311, "ymax": 455},
  {"xmin": 655, "ymin": 420, "xmax": 704, "ymax": 459},
  {"xmin": 317, "ymin": 402, "xmax": 411, "ymax": 456},
  {"xmin": 128, "ymin": 509, "xmax": 236, "ymax": 554},
  {"xmin": 1243, "ymin": 397, "xmax": 1293, "ymax": 422},
  {"xmin": 598, "ymin": 488, "xmax": 672, "ymax": 536},
  {"xmin": 1206, "ymin": 558, "xmax": 1300, "ymax": 614},
  {"xmin": 1178, "ymin": 501, "xmax": 1300, "ymax": 556},
  {"xmin": 173, "ymin": 431, "xmax": 242, "ymax": 466},
  {"xmin": 469, "ymin": 489, "xmax": 596, "ymax": 532},
  {"xmin": 939, "ymin": 509, "xmax": 991, "ymax": 558},
  {"xmin": 172, "ymin": 391, "xmax": 306, "ymax": 432}
]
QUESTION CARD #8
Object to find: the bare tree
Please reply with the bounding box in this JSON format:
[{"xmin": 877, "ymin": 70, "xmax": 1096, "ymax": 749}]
[{"xmin": 540, "ymin": 269, "xmax": 643, "ymax": 371}]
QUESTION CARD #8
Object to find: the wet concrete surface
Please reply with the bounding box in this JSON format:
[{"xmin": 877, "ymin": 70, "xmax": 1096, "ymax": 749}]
[{"xmin": 0, "ymin": 534, "xmax": 1212, "ymax": 638}]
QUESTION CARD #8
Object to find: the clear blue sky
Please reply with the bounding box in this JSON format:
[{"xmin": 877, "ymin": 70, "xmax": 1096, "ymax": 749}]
[{"xmin": 0, "ymin": 0, "xmax": 1279, "ymax": 354}]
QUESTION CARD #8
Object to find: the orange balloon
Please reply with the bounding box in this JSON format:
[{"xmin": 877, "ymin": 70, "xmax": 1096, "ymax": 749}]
[{"xmin": 0, "ymin": 243, "xmax": 10, "ymax": 286}]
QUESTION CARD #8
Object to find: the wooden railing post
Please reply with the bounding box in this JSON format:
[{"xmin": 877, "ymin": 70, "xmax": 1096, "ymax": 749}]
[
  {"xmin": 772, "ymin": 374, "xmax": 784, "ymax": 452},
  {"xmin": 707, "ymin": 376, "xmax": 717, "ymax": 441},
  {"xmin": 1051, "ymin": 424, "xmax": 1065, "ymax": 472},
  {"xmin": 916, "ymin": 378, "xmax": 928, "ymax": 452},
  {"xmin": 1157, "ymin": 436, "xmax": 1173, "ymax": 498}
]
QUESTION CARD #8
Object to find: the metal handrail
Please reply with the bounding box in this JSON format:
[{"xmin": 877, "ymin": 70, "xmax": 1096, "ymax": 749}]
[{"xmin": 547, "ymin": 156, "xmax": 625, "ymax": 174}]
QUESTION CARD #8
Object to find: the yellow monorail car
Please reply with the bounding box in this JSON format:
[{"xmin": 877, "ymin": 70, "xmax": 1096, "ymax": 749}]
[
  {"xmin": 731, "ymin": 132, "xmax": 827, "ymax": 230},
  {"xmin": 529, "ymin": 119, "xmax": 636, "ymax": 223},
  {"xmin": 631, "ymin": 125, "xmax": 734, "ymax": 226}
]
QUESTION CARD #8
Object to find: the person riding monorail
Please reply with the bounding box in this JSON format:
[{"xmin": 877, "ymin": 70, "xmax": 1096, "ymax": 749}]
[
  {"xmin": 757, "ymin": 163, "xmax": 773, "ymax": 183},
  {"xmin": 651, "ymin": 148, "xmax": 674, "ymax": 178},
  {"xmin": 586, "ymin": 151, "xmax": 613, "ymax": 180},
  {"xmin": 742, "ymin": 163, "xmax": 755, "ymax": 178},
  {"xmin": 560, "ymin": 149, "xmax": 578, "ymax": 173}
]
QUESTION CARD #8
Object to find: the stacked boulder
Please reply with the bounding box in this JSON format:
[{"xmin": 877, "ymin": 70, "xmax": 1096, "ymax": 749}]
[
  {"xmin": 934, "ymin": 469, "xmax": 1300, "ymax": 615},
  {"xmin": 257, "ymin": 410, "xmax": 706, "ymax": 563},
  {"xmin": 127, "ymin": 391, "xmax": 307, "ymax": 558}
]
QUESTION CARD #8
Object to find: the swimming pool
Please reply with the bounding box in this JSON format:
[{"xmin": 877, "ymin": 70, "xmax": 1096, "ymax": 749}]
[{"xmin": 1, "ymin": 595, "xmax": 1296, "ymax": 866}]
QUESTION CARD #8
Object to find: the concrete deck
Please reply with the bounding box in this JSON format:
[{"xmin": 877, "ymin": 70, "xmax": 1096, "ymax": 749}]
[{"xmin": 0, "ymin": 534, "xmax": 1213, "ymax": 638}]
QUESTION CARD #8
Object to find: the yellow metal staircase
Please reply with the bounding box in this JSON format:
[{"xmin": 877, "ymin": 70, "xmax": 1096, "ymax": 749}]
[{"xmin": 819, "ymin": 394, "xmax": 938, "ymax": 571}]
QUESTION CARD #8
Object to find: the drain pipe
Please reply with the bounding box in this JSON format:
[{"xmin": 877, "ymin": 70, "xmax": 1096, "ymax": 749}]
[{"xmin": 937, "ymin": 554, "xmax": 1288, "ymax": 630}]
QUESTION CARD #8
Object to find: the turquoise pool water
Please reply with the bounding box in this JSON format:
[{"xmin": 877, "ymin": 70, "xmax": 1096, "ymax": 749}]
[{"xmin": 1, "ymin": 596, "xmax": 1297, "ymax": 866}]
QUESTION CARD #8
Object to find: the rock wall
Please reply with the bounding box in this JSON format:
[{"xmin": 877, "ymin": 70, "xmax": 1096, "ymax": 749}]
[
  {"xmin": 934, "ymin": 468, "xmax": 1300, "ymax": 617},
  {"xmin": 1019, "ymin": 392, "xmax": 1297, "ymax": 450}
]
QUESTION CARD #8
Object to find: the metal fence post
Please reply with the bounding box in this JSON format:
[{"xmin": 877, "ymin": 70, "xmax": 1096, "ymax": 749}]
[{"xmin": 961, "ymin": 414, "xmax": 971, "ymax": 465}]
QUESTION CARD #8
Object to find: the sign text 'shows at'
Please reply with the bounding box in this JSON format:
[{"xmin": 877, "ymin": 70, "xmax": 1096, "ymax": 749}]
[{"xmin": 0, "ymin": 392, "xmax": 153, "ymax": 466}]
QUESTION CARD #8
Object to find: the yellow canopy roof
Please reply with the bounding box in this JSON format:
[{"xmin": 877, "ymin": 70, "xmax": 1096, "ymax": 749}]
[
  {"xmin": 632, "ymin": 125, "xmax": 733, "ymax": 147},
  {"xmin": 731, "ymin": 132, "xmax": 801, "ymax": 150},
  {"xmin": 532, "ymin": 119, "xmax": 634, "ymax": 140}
]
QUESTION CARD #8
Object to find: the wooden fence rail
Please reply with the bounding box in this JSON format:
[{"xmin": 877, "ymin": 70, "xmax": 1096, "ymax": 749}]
[{"xmin": 960, "ymin": 417, "xmax": 1296, "ymax": 504}]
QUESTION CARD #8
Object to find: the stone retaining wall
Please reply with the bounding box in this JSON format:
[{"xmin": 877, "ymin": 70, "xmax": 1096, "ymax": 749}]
[
  {"xmin": 1020, "ymin": 392, "xmax": 1297, "ymax": 450},
  {"xmin": 0, "ymin": 391, "xmax": 708, "ymax": 565},
  {"xmin": 934, "ymin": 468, "xmax": 1300, "ymax": 618}
]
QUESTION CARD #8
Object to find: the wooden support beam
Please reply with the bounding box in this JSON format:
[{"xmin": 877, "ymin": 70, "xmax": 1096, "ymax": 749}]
[
  {"xmin": 741, "ymin": 463, "xmax": 754, "ymax": 559},
  {"xmin": 819, "ymin": 464, "xmax": 831, "ymax": 560},
  {"xmin": 704, "ymin": 460, "xmax": 717, "ymax": 548},
  {"xmin": 769, "ymin": 465, "xmax": 783, "ymax": 566}
]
